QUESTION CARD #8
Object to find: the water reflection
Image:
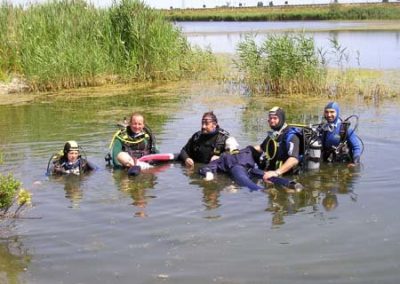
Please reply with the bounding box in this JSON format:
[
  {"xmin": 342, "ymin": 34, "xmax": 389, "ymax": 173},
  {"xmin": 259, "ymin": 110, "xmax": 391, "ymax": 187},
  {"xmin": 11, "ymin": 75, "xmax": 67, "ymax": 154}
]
[
  {"xmin": 63, "ymin": 176, "xmax": 84, "ymax": 208},
  {"xmin": 112, "ymin": 165, "xmax": 172, "ymax": 217},
  {"xmin": 264, "ymin": 163, "xmax": 360, "ymax": 227},
  {"xmin": 183, "ymin": 165, "xmax": 240, "ymax": 215},
  {"xmin": 0, "ymin": 237, "xmax": 31, "ymax": 284},
  {"xmin": 49, "ymin": 174, "xmax": 92, "ymax": 209},
  {"xmin": 266, "ymin": 189, "xmax": 318, "ymax": 227}
]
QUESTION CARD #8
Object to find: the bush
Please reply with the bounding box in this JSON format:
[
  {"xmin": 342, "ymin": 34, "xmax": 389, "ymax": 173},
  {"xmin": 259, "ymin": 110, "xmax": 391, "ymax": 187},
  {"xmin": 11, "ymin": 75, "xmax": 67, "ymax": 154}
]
[
  {"xmin": 235, "ymin": 33, "xmax": 326, "ymax": 95},
  {"xmin": 0, "ymin": 174, "xmax": 31, "ymax": 218},
  {"xmin": 1, "ymin": 151, "xmax": 32, "ymax": 219}
]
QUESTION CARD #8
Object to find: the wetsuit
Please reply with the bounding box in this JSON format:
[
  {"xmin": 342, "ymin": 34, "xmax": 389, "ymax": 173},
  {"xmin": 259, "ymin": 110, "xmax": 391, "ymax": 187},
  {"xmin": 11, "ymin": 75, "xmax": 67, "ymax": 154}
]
[
  {"xmin": 52, "ymin": 157, "xmax": 94, "ymax": 176},
  {"xmin": 199, "ymin": 146, "xmax": 264, "ymax": 191},
  {"xmin": 111, "ymin": 126, "xmax": 157, "ymax": 168},
  {"xmin": 320, "ymin": 121, "xmax": 362, "ymax": 163},
  {"xmin": 320, "ymin": 102, "xmax": 362, "ymax": 164},
  {"xmin": 179, "ymin": 128, "xmax": 230, "ymax": 164},
  {"xmin": 260, "ymin": 126, "xmax": 301, "ymax": 173}
]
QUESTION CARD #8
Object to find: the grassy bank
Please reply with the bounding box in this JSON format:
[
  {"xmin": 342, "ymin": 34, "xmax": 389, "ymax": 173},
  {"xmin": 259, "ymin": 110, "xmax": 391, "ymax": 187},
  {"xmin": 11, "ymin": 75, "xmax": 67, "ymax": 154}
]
[
  {"xmin": 0, "ymin": 0, "xmax": 218, "ymax": 91},
  {"xmin": 163, "ymin": 3, "xmax": 400, "ymax": 21}
]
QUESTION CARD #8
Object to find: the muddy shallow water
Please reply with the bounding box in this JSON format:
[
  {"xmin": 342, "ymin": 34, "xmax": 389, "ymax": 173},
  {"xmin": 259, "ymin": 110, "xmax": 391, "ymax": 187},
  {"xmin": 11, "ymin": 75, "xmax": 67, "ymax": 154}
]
[{"xmin": 1, "ymin": 81, "xmax": 400, "ymax": 283}]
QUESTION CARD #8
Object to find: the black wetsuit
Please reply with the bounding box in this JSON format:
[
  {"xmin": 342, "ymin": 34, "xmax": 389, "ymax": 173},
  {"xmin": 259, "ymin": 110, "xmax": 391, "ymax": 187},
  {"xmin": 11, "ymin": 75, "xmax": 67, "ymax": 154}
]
[
  {"xmin": 179, "ymin": 128, "xmax": 230, "ymax": 164},
  {"xmin": 52, "ymin": 157, "xmax": 94, "ymax": 176}
]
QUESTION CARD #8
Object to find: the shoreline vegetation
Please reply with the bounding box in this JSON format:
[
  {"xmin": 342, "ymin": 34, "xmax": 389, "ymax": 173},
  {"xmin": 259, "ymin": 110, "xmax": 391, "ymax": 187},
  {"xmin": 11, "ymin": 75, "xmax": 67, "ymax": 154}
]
[
  {"xmin": 0, "ymin": 0, "xmax": 219, "ymax": 91},
  {"xmin": 163, "ymin": 3, "xmax": 400, "ymax": 21},
  {"xmin": 234, "ymin": 33, "xmax": 399, "ymax": 99},
  {"xmin": 0, "ymin": 0, "xmax": 399, "ymax": 99}
]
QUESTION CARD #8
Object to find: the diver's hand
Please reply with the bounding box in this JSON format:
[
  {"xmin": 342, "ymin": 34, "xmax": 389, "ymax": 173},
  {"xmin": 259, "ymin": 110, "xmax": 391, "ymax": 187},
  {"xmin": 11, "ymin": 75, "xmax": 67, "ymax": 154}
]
[
  {"xmin": 263, "ymin": 170, "xmax": 279, "ymax": 184},
  {"xmin": 185, "ymin": 158, "xmax": 194, "ymax": 167}
]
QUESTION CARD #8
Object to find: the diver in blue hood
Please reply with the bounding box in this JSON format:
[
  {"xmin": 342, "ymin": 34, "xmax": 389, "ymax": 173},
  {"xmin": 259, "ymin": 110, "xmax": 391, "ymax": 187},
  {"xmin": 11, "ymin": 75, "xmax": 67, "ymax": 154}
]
[{"xmin": 320, "ymin": 102, "xmax": 363, "ymax": 165}]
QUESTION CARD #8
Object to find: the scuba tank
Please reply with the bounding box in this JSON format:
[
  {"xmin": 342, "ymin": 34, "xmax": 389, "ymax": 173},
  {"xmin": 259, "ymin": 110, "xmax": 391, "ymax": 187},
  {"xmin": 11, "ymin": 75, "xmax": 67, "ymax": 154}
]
[
  {"xmin": 307, "ymin": 137, "xmax": 322, "ymax": 170},
  {"xmin": 288, "ymin": 124, "xmax": 322, "ymax": 171}
]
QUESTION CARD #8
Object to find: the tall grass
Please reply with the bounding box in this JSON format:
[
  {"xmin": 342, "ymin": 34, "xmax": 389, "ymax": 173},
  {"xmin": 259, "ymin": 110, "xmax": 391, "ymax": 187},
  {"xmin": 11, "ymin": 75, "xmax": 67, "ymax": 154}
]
[
  {"xmin": 0, "ymin": 0, "xmax": 216, "ymax": 90},
  {"xmin": 235, "ymin": 33, "xmax": 327, "ymax": 95},
  {"xmin": 164, "ymin": 3, "xmax": 400, "ymax": 21},
  {"xmin": 0, "ymin": 3, "xmax": 20, "ymax": 79}
]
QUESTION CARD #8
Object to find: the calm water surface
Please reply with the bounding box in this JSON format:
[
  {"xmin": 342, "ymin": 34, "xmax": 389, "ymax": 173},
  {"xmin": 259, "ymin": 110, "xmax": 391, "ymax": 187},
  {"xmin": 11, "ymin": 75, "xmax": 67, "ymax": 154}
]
[
  {"xmin": 1, "ymin": 82, "xmax": 400, "ymax": 283},
  {"xmin": 177, "ymin": 21, "xmax": 400, "ymax": 69}
]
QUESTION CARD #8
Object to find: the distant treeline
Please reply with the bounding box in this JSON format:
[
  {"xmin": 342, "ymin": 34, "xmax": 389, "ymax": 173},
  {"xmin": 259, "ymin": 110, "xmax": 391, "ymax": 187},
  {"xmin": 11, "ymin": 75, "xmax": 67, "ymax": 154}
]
[
  {"xmin": 0, "ymin": 0, "xmax": 216, "ymax": 91},
  {"xmin": 163, "ymin": 3, "xmax": 400, "ymax": 21}
]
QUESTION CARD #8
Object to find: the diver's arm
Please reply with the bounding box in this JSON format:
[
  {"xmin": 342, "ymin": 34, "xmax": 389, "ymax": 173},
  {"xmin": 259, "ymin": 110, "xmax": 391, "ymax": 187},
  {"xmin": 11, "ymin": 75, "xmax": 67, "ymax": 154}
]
[
  {"xmin": 262, "ymin": 134, "xmax": 300, "ymax": 182},
  {"xmin": 111, "ymin": 139, "xmax": 124, "ymax": 167},
  {"xmin": 262, "ymin": 157, "xmax": 299, "ymax": 182},
  {"xmin": 254, "ymin": 136, "xmax": 269, "ymax": 153},
  {"xmin": 347, "ymin": 131, "xmax": 362, "ymax": 164},
  {"xmin": 179, "ymin": 138, "xmax": 194, "ymax": 167}
]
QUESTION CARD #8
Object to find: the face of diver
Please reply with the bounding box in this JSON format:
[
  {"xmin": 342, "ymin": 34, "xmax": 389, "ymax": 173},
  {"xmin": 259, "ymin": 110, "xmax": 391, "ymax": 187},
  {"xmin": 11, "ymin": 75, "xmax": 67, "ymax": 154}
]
[
  {"xmin": 130, "ymin": 115, "xmax": 145, "ymax": 134},
  {"xmin": 324, "ymin": 108, "xmax": 337, "ymax": 123},
  {"xmin": 67, "ymin": 150, "xmax": 79, "ymax": 163},
  {"xmin": 201, "ymin": 116, "xmax": 217, "ymax": 134},
  {"xmin": 268, "ymin": 114, "xmax": 280, "ymax": 129}
]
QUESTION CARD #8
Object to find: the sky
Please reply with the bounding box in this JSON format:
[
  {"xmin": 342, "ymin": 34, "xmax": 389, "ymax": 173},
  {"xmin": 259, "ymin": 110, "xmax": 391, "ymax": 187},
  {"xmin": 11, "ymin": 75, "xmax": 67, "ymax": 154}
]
[{"xmin": 6, "ymin": 0, "xmax": 382, "ymax": 9}]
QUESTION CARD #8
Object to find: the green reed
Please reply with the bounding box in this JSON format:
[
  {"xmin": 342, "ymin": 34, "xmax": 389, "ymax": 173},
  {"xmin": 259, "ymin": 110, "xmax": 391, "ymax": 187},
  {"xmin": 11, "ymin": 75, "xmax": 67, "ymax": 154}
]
[
  {"xmin": 235, "ymin": 33, "xmax": 327, "ymax": 95},
  {"xmin": 164, "ymin": 3, "xmax": 400, "ymax": 21},
  {"xmin": 0, "ymin": 0, "xmax": 215, "ymax": 90}
]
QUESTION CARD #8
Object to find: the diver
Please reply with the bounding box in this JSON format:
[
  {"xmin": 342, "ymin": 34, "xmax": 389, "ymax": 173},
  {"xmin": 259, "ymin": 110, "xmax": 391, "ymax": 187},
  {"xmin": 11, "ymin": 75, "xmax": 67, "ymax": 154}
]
[
  {"xmin": 107, "ymin": 112, "xmax": 157, "ymax": 175},
  {"xmin": 199, "ymin": 137, "xmax": 264, "ymax": 191},
  {"xmin": 254, "ymin": 106, "xmax": 302, "ymax": 183},
  {"xmin": 179, "ymin": 111, "xmax": 234, "ymax": 167},
  {"xmin": 47, "ymin": 141, "xmax": 95, "ymax": 176},
  {"xmin": 318, "ymin": 102, "xmax": 363, "ymax": 166},
  {"xmin": 199, "ymin": 135, "xmax": 303, "ymax": 192}
]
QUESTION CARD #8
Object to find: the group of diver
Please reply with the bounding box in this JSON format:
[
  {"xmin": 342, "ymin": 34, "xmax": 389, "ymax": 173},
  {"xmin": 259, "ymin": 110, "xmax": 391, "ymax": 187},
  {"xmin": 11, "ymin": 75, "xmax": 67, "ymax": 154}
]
[{"xmin": 47, "ymin": 101, "xmax": 363, "ymax": 192}]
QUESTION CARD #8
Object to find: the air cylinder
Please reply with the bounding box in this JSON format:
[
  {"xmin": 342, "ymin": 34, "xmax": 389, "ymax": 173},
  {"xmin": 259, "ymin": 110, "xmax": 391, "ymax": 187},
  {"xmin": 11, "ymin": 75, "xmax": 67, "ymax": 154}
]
[{"xmin": 307, "ymin": 139, "xmax": 322, "ymax": 170}]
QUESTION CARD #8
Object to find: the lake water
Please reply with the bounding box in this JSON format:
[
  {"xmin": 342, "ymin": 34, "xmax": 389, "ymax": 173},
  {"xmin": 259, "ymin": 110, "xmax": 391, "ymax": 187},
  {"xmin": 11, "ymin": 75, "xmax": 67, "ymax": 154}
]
[
  {"xmin": 177, "ymin": 21, "xmax": 400, "ymax": 69},
  {"xmin": 1, "ymin": 80, "xmax": 400, "ymax": 283}
]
